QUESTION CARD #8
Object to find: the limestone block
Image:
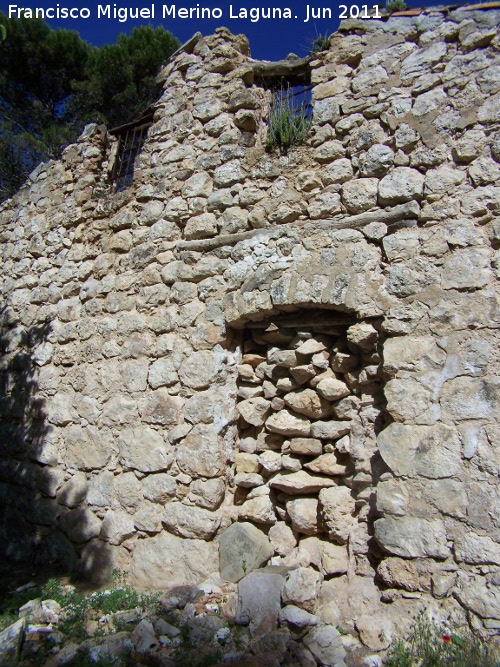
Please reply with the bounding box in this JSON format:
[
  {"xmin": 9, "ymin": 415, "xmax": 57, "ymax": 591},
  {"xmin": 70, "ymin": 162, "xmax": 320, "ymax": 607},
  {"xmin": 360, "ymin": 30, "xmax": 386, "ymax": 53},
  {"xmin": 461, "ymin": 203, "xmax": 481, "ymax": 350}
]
[
  {"xmin": 455, "ymin": 574, "xmax": 500, "ymax": 619},
  {"xmin": 313, "ymin": 140, "xmax": 344, "ymax": 164},
  {"xmin": 360, "ymin": 144, "xmax": 394, "ymax": 177},
  {"xmin": 280, "ymin": 605, "xmax": 319, "ymax": 629},
  {"xmin": 296, "ymin": 171, "xmax": 322, "ymax": 193},
  {"xmin": 87, "ymin": 471, "xmax": 114, "ymax": 507},
  {"xmin": 235, "ymin": 569, "xmax": 285, "ymax": 630},
  {"xmin": 319, "ymin": 486, "xmax": 356, "ymax": 544},
  {"xmin": 47, "ymin": 393, "xmax": 73, "ymax": 426},
  {"xmin": 258, "ymin": 450, "xmax": 282, "ymax": 474},
  {"xmin": 378, "ymin": 167, "xmax": 424, "ymax": 205},
  {"xmin": 442, "ymin": 247, "xmax": 492, "ymax": 289},
  {"xmin": 183, "ymin": 389, "xmax": 220, "ymax": 425},
  {"xmin": 219, "ymin": 522, "xmax": 273, "ymax": 582},
  {"xmin": 374, "ymin": 517, "xmax": 450, "ymax": 558},
  {"xmin": 423, "ymin": 478, "xmax": 467, "ymax": 518},
  {"xmin": 237, "ymin": 397, "xmax": 271, "ymax": 426},
  {"xmin": 220, "ymin": 206, "xmax": 249, "ymax": 233},
  {"xmin": 455, "ymin": 533, "xmax": 500, "ymax": 565},
  {"xmin": 352, "ymin": 65, "xmax": 388, "ymax": 92},
  {"xmin": 289, "ymin": 438, "xmax": 323, "ymax": 456},
  {"xmin": 65, "ymin": 426, "xmax": 115, "ymax": 471},
  {"xmin": 321, "ymin": 543, "xmax": 348, "ymax": 576},
  {"xmin": 193, "ymin": 100, "xmax": 223, "ymax": 121},
  {"xmin": 178, "ymin": 351, "xmax": 218, "ymax": 390},
  {"xmin": 347, "ymin": 322, "xmax": 378, "ymax": 351},
  {"xmin": 316, "ymin": 378, "xmax": 350, "ymax": 401},
  {"xmin": 133, "ymin": 502, "xmax": 162, "ymax": 533},
  {"xmin": 271, "ymin": 471, "xmax": 336, "ymax": 495},
  {"xmin": 284, "ymin": 389, "xmax": 333, "ymax": 419},
  {"xmin": 286, "ymin": 498, "xmax": 319, "ymax": 535},
  {"xmin": 432, "ymin": 571, "xmax": 457, "ymax": 599},
  {"xmin": 385, "ymin": 260, "xmax": 438, "ymax": 298},
  {"xmin": 424, "ymin": 166, "xmax": 466, "ymax": 200},
  {"xmin": 441, "ymin": 376, "xmax": 500, "ymax": 421},
  {"xmin": 412, "ymin": 87, "xmax": 446, "ymax": 116},
  {"xmin": 187, "ymin": 478, "xmax": 225, "ymax": 510},
  {"xmin": 341, "ymin": 178, "xmax": 378, "ymax": 213},
  {"xmin": 385, "ymin": 378, "xmax": 434, "ymax": 423},
  {"xmin": 33, "ymin": 341, "xmax": 53, "ymax": 366},
  {"xmin": 492, "ymin": 133, "xmax": 500, "ymax": 163},
  {"xmin": 283, "ymin": 567, "xmax": 323, "ymax": 610},
  {"xmin": 377, "ymin": 557, "xmax": 420, "ymax": 591},
  {"xmin": 356, "ymin": 614, "xmax": 392, "ymax": 651},
  {"xmin": 266, "ymin": 410, "xmax": 311, "ymax": 437},
  {"xmin": 239, "ymin": 496, "xmax": 277, "ymax": 525},
  {"xmin": 181, "ymin": 172, "xmax": 213, "ymax": 198},
  {"xmin": 101, "ymin": 395, "xmax": 137, "ymax": 426},
  {"xmin": 235, "ymin": 453, "xmax": 260, "ymax": 474},
  {"xmin": 58, "ymin": 472, "xmax": 88, "ymax": 508},
  {"xmin": 401, "ymin": 41, "xmax": 447, "ymax": 79},
  {"xmin": 269, "ymin": 521, "xmax": 297, "ymax": 556},
  {"xmin": 268, "ymin": 348, "xmax": 297, "ymax": 367},
  {"xmin": 378, "ymin": 423, "xmax": 461, "ymax": 478},
  {"xmin": 100, "ymin": 510, "xmax": 135, "ymax": 546},
  {"xmin": 162, "ymin": 502, "xmax": 221, "ymax": 540},
  {"xmin": 313, "ymin": 98, "xmax": 341, "ymax": 125},
  {"xmin": 453, "ymin": 129, "xmax": 487, "ymax": 163},
  {"xmin": 376, "ymin": 478, "xmax": 408, "ymax": 517},
  {"xmin": 175, "ymin": 423, "xmax": 226, "ymax": 478},
  {"xmin": 303, "ymin": 624, "xmax": 347, "ymax": 667},
  {"xmin": 118, "ymin": 426, "xmax": 173, "ymax": 473},
  {"xmin": 307, "ymin": 193, "xmax": 342, "ymax": 219},
  {"xmin": 115, "ymin": 472, "xmax": 142, "ymax": 510},
  {"xmin": 304, "ymin": 454, "xmax": 351, "ymax": 476},
  {"xmin": 130, "ymin": 532, "xmax": 218, "ymax": 590},
  {"xmin": 322, "ymin": 158, "xmax": 353, "ymax": 184},
  {"xmin": 214, "ymin": 160, "xmax": 244, "ymax": 187},
  {"xmin": 234, "ymin": 109, "xmax": 257, "ymax": 131},
  {"xmin": 139, "ymin": 390, "xmax": 182, "ymax": 425},
  {"xmin": 310, "ymin": 421, "xmax": 350, "ymax": 440},
  {"xmin": 184, "ymin": 213, "xmax": 217, "ymax": 240},
  {"xmin": 121, "ymin": 360, "xmax": 149, "ymax": 392},
  {"xmin": 383, "ymin": 336, "xmax": 446, "ymax": 375},
  {"xmin": 143, "ymin": 473, "xmax": 177, "ymax": 504}
]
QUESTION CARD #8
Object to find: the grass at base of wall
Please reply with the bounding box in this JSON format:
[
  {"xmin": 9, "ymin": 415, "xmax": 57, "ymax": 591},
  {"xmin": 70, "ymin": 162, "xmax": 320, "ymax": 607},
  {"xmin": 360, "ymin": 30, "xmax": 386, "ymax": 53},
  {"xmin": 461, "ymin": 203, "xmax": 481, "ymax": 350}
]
[{"xmin": 386, "ymin": 619, "xmax": 500, "ymax": 667}]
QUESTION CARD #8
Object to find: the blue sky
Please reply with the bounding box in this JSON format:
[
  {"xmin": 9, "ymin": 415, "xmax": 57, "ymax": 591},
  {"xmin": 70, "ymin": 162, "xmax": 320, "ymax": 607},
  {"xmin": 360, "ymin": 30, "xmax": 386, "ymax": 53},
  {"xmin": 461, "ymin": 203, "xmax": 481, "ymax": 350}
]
[{"xmin": 3, "ymin": 0, "xmax": 423, "ymax": 61}]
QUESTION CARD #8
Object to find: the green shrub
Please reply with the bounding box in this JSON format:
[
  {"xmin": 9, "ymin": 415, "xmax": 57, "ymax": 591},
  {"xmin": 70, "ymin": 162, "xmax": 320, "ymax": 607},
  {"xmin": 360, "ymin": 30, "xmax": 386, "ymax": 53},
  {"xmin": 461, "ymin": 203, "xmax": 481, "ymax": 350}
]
[
  {"xmin": 385, "ymin": 0, "xmax": 409, "ymax": 12},
  {"xmin": 266, "ymin": 87, "xmax": 311, "ymax": 155},
  {"xmin": 310, "ymin": 33, "xmax": 330, "ymax": 53},
  {"xmin": 386, "ymin": 619, "xmax": 500, "ymax": 667}
]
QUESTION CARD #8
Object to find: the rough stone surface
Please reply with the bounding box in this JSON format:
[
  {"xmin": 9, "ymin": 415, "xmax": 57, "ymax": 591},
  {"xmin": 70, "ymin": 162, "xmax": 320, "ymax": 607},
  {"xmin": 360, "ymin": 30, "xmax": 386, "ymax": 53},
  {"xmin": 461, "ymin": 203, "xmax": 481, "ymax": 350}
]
[
  {"xmin": 219, "ymin": 522, "xmax": 274, "ymax": 583},
  {"xmin": 374, "ymin": 517, "xmax": 450, "ymax": 559},
  {"xmin": 130, "ymin": 533, "xmax": 218, "ymax": 590},
  {"xmin": 319, "ymin": 487, "xmax": 356, "ymax": 544}
]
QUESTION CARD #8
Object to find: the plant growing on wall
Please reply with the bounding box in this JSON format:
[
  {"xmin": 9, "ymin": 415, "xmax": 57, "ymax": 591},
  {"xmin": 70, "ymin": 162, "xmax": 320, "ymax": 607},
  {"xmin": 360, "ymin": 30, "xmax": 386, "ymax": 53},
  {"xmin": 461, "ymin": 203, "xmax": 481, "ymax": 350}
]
[
  {"xmin": 265, "ymin": 86, "xmax": 311, "ymax": 155},
  {"xmin": 385, "ymin": 0, "xmax": 409, "ymax": 12}
]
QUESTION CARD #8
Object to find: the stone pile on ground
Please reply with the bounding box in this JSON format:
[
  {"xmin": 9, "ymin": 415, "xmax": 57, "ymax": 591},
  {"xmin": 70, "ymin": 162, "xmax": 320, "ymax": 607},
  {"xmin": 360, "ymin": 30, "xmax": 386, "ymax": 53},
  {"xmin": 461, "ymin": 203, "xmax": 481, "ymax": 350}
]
[{"xmin": 0, "ymin": 570, "xmax": 389, "ymax": 667}]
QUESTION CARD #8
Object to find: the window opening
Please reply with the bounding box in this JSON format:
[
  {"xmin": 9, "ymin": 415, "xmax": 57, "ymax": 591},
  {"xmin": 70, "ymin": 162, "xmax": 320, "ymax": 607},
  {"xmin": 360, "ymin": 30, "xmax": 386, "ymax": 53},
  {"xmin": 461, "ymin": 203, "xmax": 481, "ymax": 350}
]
[
  {"xmin": 265, "ymin": 82, "xmax": 314, "ymax": 154},
  {"xmin": 109, "ymin": 111, "xmax": 153, "ymax": 192}
]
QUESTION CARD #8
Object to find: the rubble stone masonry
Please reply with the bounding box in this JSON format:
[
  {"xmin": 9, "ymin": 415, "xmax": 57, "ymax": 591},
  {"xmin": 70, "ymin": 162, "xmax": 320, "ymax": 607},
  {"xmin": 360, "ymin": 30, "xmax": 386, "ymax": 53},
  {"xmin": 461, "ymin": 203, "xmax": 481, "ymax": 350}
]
[{"xmin": 1, "ymin": 4, "xmax": 500, "ymax": 644}]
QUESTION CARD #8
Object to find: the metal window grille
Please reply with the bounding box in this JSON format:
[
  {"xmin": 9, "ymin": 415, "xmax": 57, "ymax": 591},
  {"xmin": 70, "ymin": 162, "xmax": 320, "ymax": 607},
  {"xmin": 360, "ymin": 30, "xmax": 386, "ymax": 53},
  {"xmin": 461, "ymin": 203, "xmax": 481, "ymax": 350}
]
[
  {"xmin": 274, "ymin": 84, "xmax": 314, "ymax": 120},
  {"xmin": 110, "ymin": 114, "xmax": 153, "ymax": 192}
]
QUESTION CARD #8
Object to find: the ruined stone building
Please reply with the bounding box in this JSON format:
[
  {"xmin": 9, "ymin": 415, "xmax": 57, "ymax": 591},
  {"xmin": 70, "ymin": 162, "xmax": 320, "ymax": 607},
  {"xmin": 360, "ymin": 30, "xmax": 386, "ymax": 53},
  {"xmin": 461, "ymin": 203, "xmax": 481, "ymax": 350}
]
[{"xmin": 0, "ymin": 3, "xmax": 499, "ymax": 655}]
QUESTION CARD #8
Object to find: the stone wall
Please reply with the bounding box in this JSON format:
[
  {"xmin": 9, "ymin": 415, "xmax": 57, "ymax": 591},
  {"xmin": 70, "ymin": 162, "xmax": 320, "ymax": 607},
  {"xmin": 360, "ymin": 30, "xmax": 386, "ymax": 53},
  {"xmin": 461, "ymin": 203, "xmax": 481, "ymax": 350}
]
[{"xmin": 1, "ymin": 4, "xmax": 500, "ymax": 645}]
